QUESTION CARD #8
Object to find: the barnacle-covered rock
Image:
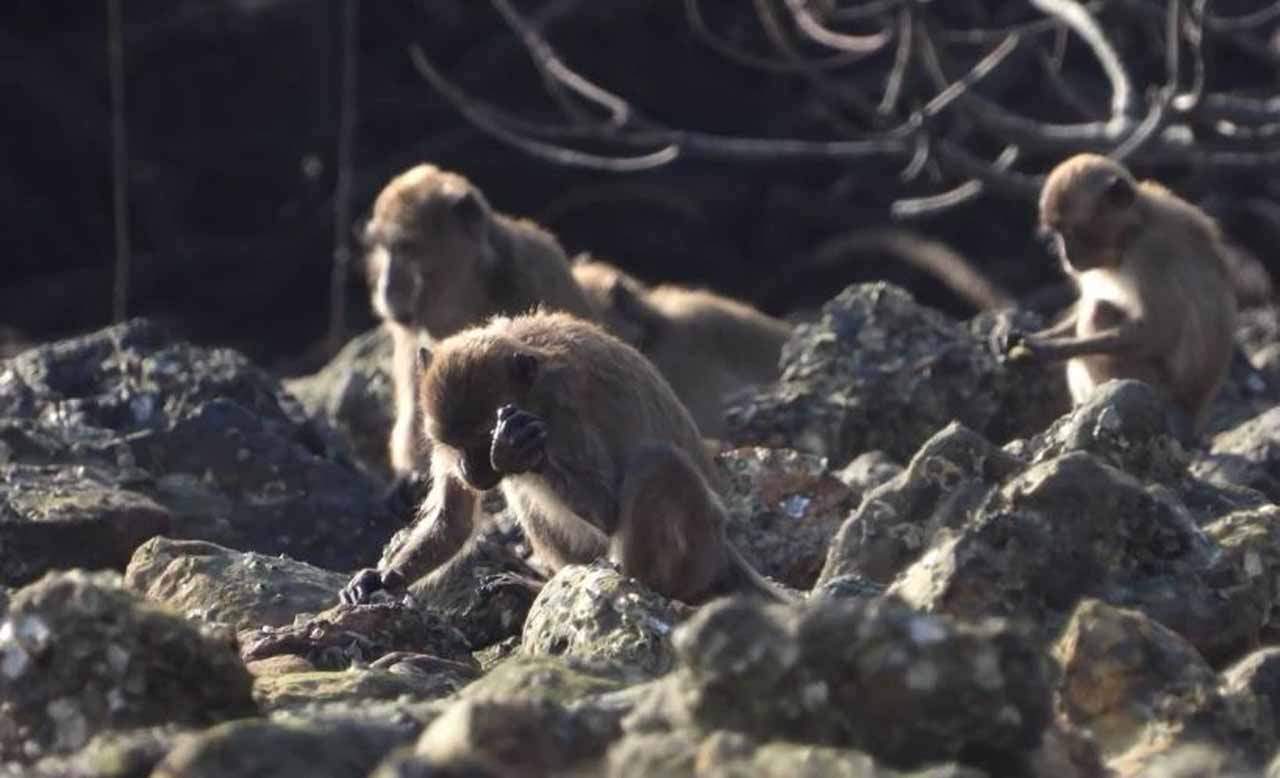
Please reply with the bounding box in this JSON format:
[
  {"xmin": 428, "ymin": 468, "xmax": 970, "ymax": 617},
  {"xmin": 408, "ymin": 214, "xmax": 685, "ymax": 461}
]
[{"xmin": 0, "ymin": 570, "xmax": 255, "ymax": 764}]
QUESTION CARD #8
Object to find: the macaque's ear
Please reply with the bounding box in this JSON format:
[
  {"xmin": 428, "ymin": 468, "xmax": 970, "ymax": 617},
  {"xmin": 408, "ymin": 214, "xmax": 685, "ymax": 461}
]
[
  {"xmin": 1102, "ymin": 175, "xmax": 1136, "ymax": 209},
  {"xmin": 416, "ymin": 347, "xmax": 432, "ymax": 373},
  {"xmin": 509, "ymin": 351, "xmax": 539, "ymax": 387},
  {"xmin": 610, "ymin": 277, "xmax": 656, "ymax": 325}
]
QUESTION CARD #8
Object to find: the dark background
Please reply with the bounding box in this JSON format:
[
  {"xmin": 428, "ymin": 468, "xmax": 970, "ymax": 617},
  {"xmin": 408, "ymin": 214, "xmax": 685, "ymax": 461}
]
[{"xmin": 4, "ymin": 1, "xmax": 1278, "ymax": 373}]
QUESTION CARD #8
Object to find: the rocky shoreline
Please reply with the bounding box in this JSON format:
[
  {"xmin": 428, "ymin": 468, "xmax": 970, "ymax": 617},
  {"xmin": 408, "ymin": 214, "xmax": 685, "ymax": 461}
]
[{"xmin": 4, "ymin": 283, "xmax": 1280, "ymax": 777}]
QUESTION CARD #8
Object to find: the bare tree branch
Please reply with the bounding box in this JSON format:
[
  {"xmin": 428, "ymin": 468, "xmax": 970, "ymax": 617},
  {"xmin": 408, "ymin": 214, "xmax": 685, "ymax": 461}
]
[
  {"xmin": 1029, "ymin": 0, "xmax": 1136, "ymax": 121},
  {"xmin": 782, "ymin": 0, "xmax": 894, "ymax": 54}
]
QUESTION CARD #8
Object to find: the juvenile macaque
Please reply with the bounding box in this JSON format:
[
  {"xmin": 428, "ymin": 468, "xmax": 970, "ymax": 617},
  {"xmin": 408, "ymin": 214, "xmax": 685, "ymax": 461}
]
[
  {"xmin": 571, "ymin": 256, "xmax": 791, "ymax": 439},
  {"xmin": 362, "ymin": 164, "xmax": 596, "ymax": 479},
  {"xmin": 340, "ymin": 311, "xmax": 786, "ymax": 605},
  {"xmin": 1002, "ymin": 154, "xmax": 1237, "ymax": 435}
]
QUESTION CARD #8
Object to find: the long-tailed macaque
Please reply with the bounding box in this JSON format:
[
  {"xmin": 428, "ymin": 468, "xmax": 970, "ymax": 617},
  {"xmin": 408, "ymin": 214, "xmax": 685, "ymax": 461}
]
[
  {"xmin": 340, "ymin": 311, "xmax": 786, "ymax": 605},
  {"xmin": 570, "ymin": 256, "xmax": 791, "ymax": 439},
  {"xmin": 1002, "ymin": 154, "xmax": 1237, "ymax": 434},
  {"xmin": 362, "ymin": 164, "xmax": 596, "ymax": 481}
]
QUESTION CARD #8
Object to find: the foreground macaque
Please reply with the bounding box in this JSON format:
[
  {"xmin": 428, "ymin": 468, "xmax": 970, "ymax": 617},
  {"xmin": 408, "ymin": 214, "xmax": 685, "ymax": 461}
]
[
  {"xmin": 571, "ymin": 256, "xmax": 791, "ymax": 439},
  {"xmin": 1003, "ymin": 154, "xmax": 1237, "ymax": 434},
  {"xmin": 362, "ymin": 164, "xmax": 596, "ymax": 477},
  {"xmin": 340, "ymin": 311, "xmax": 786, "ymax": 605}
]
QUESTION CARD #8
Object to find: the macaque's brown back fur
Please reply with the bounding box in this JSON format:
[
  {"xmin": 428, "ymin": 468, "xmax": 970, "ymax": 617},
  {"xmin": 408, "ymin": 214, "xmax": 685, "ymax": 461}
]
[
  {"xmin": 571, "ymin": 256, "xmax": 791, "ymax": 438},
  {"xmin": 421, "ymin": 312, "xmax": 716, "ymax": 496}
]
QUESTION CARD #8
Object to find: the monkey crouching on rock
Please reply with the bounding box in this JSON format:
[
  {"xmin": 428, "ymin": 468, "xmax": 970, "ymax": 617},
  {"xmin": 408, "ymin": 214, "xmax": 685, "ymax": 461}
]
[
  {"xmin": 1001, "ymin": 153, "xmax": 1237, "ymax": 437},
  {"xmin": 340, "ymin": 310, "xmax": 788, "ymax": 606},
  {"xmin": 360, "ymin": 163, "xmax": 597, "ymax": 490}
]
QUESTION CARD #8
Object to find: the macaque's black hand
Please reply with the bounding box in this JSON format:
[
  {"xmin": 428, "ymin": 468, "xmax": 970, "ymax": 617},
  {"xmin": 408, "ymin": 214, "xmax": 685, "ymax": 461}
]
[
  {"xmin": 339, "ymin": 568, "xmax": 406, "ymax": 605},
  {"xmin": 490, "ymin": 404, "xmax": 547, "ymax": 475}
]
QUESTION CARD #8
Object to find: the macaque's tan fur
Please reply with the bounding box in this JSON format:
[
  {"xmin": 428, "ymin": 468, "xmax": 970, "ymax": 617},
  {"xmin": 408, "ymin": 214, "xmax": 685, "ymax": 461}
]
[
  {"xmin": 1027, "ymin": 154, "xmax": 1237, "ymax": 432},
  {"xmin": 571, "ymin": 257, "xmax": 791, "ymax": 439},
  {"xmin": 363, "ymin": 164, "xmax": 596, "ymax": 475},
  {"xmin": 342, "ymin": 311, "xmax": 785, "ymax": 605}
]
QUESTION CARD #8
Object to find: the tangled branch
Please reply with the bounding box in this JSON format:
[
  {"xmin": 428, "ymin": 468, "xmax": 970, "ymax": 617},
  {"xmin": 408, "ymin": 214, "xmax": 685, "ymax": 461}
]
[{"xmin": 405, "ymin": 0, "xmax": 1280, "ymax": 214}]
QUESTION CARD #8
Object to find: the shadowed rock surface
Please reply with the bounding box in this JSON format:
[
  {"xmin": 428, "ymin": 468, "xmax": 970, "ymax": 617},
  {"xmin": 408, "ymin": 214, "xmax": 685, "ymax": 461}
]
[
  {"xmin": 725, "ymin": 284, "xmax": 1068, "ymax": 466},
  {"xmin": 0, "ymin": 570, "xmax": 256, "ymax": 765},
  {"xmin": 0, "ymin": 319, "xmax": 399, "ymax": 584},
  {"xmin": 5, "ymin": 282, "xmax": 1280, "ymax": 776}
]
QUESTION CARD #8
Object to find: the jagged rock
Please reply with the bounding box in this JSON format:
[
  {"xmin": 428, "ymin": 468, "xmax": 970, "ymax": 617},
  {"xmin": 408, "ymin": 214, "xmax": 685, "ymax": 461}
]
[
  {"xmin": 253, "ymin": 665, "xmax": 476, "ymax": 713},
  {"xmin": 1054, "ymin": 599, "xmax": 1275, "ymax": 770},
  {"xmin": 1202, "ymin": 407, "xmax": 1280, "ymax": 504},
  {"xmin": 606, "ymin": 729, "xmax": 991, "ymax": 778},
  {"xmin": 457, "ymin": 654, "xmax": 628, "ymax": 706},
  {"xmin": 889, "ymin": 451, "xmax": 1272, "ymax": 665},
  {"xmin": 0, "ymin": 570, "xmax": 255, "ymax": 764},
  {"xmin": 1237, "ymin": 305, "xmax": 1280, "ymax": 366},
  {"xmin": 0, "ymin": 464, "xmax": 172, "ymax": 587},
  {"xmin": 835, "ymin": 450, "xmax": 904, "ymax": 496},
  {"xmin": 1202, "ymin": 507, "xmax": 1280, "ymax": 651},
  {"xmin": 246, "ymin": 653, "xmax": 316, "ymax": 677},
  {"xmin": 150, "ymin": 718, "xmax": 413, "ymax": 778},
  {"xmin": 1021, "ymin": 379, "xmax": 1270, "ymax": 523},
  {"xmin": 716, "ymin": 447, "xmax": 858, "ymax": 588},
  {"xmin": 629, "ymin": 596, "xmax": 1051, "ymax": 773},
  {"xmin": 373, "ymin": 697, "xmax": 619, "ymax": 778},
  {"xmin": 284, "ymin": 326, "xmax": 396, "ymax": 480},
  {"xmin": 1116, "ymin": 743, "xmax": 1265, "ymax": 778},
  {"xmin": 18, "ymin": 726, "xmax": 192, "ymax": 778},
  {"xmin": 818, "ymin": 422, "xmax": 1024, "ymax": 586},
  {"xmin": 1223, "ymin": 648, "xmax": 1280, "ymax": 731},
  {"xmin": 1020, "ymin": 380, "xmax": 1189, "ymax": 483},
  {"xmin": 406, "ymin": 534, "xmax": 542, "ymax": 651},
  {"xmin": 520, "ymin": 562, "xmax": 684, "ymax": 679},
  {"xmin": 124, "ymin": 537, "xmax": 347, "ymax": 631},
  {"xmin": 810, "ymin": 574, "xmax": 888, "ymax": 603},
  {"xmin": 240, "ymin": 600, "xmax": 474, "ymax": 670},
  {"xmin": 0, "ymin": 319, "xmax": 398, "ymax": 578},
  {"xmin": 1205, "ymin": 348, "xmax": 1280, "ymax": 437},
  {"xmin": 724, "ymin": 284, "xmax": 1066, "ymax": 466}
]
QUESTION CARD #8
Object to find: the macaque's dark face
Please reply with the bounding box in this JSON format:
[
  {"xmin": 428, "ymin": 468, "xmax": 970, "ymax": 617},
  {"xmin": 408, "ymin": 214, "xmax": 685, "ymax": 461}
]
[
  {"xmin": 1040, "ymin": 172, "xmax": 1136, "ymax": 273},
  {"xmin": 366, "ymin": 244, "xmax": 421, "ymax": 326},
  {"xmin": 363, "ymin": 169, "xmax": 497, "ymax": 337}
]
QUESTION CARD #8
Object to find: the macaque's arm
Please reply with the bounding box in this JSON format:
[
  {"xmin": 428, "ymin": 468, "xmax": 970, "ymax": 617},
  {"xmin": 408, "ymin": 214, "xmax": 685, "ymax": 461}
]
[
  {"xmin": 341, "ymin": 472, "xmax": 477, "ymax": 604},
  {"xmin": 1024, "ymin": 320, "xmax": 1149, "ymax": 362},
  {"xmin": 1028, "ymin": 306, "xmax": 1079, "ymax": 340}
]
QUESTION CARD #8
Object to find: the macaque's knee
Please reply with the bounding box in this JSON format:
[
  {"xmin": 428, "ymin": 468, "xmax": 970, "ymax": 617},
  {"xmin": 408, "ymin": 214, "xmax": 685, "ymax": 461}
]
[{"xmin": 610, "ymin": 443, "xmax": 729, "ymax": 602}]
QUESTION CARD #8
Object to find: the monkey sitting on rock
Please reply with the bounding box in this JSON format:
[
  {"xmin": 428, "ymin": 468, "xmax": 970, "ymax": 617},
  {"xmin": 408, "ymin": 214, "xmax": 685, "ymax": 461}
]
[
  {"xmin": 360, "ymin": 164, "xmax": 597, "ymax": 491},
  {"xmin": 999, "ymin": 153, "xmax": 1237, "ymax": 437},
  {"xmin": 340, "ymin": 311, "xmax": 788, "ymax": 606}
]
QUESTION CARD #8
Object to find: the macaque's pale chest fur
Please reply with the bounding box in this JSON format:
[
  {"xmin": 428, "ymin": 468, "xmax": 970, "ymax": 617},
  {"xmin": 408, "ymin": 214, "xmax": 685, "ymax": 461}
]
[{"xmin": 1066, "ymin": 266, "xmax": 1144, "ymax": 404}]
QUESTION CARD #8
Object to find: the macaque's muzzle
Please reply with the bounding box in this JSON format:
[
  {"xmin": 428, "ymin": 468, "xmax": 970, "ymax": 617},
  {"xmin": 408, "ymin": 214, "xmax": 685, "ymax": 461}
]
[{"xmin": 376, "ymin": 254, "xmax": 421, "ymax": 325}]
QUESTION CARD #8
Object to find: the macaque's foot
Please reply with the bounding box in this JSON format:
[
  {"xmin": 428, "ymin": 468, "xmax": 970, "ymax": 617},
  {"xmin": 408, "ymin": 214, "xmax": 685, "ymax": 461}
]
[
  {"xmin": 490, "ymin": 404, "xmax": 547, "ymax": 475},
  {"xmin": 382, "ymin": 471, "xmax": 431, "ymax": 519},
  {"xmin": 339, "ymin": 568, "xmax": 406, "ymax": 605}
]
